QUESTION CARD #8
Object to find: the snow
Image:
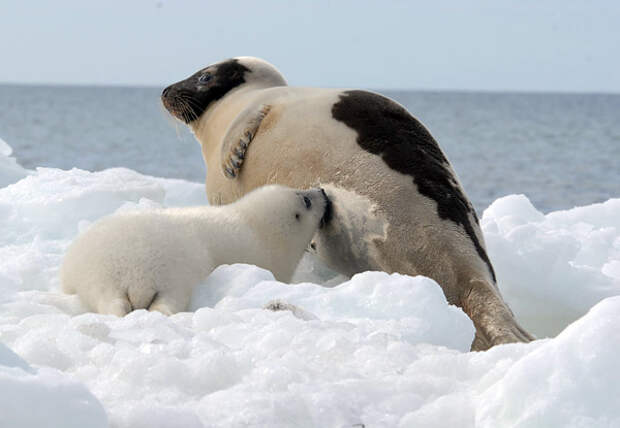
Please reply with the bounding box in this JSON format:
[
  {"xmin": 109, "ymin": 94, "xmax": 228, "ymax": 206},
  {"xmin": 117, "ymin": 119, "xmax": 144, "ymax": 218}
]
[
  {"xmin": 0, "ymin": 342, "xmax": 107, "ymax": 428},
  {"xmin": 1, "ymin": 138, "xmax": 619, "ymax": 427},
  {"xmin": 483, "ymin": 194, "xmax": 620, "ymax": 337},
  {"xmin": 0, "ymin": 136, "xmax": 31, "ymax": 188}
]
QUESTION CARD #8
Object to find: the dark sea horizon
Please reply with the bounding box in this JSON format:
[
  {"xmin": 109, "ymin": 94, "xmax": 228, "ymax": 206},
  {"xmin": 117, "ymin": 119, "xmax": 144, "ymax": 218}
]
[{"xmin": 1, "ymin": 83, "xmax": 618, "ymax": 213}]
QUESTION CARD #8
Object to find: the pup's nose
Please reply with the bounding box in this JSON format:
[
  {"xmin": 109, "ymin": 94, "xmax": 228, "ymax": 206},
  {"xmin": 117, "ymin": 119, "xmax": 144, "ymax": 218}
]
[{"xmin": 161, "ymin": 86, "xmax": 171, "ymax": 98}]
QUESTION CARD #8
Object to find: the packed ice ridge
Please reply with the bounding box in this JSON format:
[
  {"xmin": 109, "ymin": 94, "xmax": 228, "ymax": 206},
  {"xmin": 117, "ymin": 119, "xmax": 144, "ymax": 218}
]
[{"xmin": 0, "ymin": 138, "xmax": 619, "ymax": 427}]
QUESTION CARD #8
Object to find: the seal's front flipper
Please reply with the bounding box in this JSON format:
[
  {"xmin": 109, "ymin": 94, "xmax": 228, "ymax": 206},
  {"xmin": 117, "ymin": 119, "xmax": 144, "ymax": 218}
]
[{"xmin": 221, "ymin": 104, "xmax": 272, "ymax": 179}]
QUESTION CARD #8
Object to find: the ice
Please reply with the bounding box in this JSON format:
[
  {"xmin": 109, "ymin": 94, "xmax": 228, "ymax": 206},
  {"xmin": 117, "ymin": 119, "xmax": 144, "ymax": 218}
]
[
  {"xmin": 0, "ymin": 136, "xmax": 31, "ymax": 188},
  {"xmin": 0, "ymin": 343, "xmax": 108, "ymax": 428},
  {"xmin": 475, "ymin": 296, "xmax": 620, "ymax": 427},
  {"xmin": 0, "ymin": 138, "xmax": 619, "ymax": 427},
  {"xmin": 482, "ymin": 194, "xmax": 620, "ymax": 337}
]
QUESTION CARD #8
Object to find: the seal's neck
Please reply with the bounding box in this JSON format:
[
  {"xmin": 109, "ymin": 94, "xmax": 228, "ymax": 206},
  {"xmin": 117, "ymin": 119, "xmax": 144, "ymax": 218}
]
[{"xmin": 190, "ymin": 81, "xmax": 282, "ymax": 158}]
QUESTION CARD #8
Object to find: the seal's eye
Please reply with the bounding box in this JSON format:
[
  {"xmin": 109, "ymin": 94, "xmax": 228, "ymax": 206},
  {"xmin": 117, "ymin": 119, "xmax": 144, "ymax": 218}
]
[
  {"xmin": 303, "ymin": 196, "xmax": 312, "ymax": 209},
  {"xmin": 198, "ymin": 73, "xmax": 212, "ymax": 84},
  {"xmin": 295, "ymin": 213, "xmax": 300, "ymax": 220}
]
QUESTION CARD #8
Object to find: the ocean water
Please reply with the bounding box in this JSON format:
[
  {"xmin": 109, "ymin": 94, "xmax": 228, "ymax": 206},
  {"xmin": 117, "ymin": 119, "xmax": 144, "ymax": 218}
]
[{"xmin": 0, "ymin": 84, "xmax": 618, "ymax": 212}]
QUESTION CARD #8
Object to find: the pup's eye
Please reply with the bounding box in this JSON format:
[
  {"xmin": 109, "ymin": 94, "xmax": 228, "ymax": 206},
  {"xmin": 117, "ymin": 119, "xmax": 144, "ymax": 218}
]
[
  {"xmin": 295, "ymin": 213, "xmax": 300, "ymax": 220},
  {"xmin": 198, "ymin": 73, "xmax": 212, "ymax": 83},
  {"xmin": 303, "ymin": 196, "xmax": 312, "ymax": 209}
]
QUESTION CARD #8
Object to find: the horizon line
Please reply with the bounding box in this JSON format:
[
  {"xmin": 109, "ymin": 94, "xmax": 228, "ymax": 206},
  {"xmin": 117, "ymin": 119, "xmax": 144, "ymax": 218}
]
[{"xmin": 0, "ymin": 81, "xmax": 619, "ymax": 97}]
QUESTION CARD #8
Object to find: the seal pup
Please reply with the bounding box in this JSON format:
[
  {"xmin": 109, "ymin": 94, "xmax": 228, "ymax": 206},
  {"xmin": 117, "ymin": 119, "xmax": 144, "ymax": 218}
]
[
  {"xmin": 161, "ymin": 57, "xmax": 533, "ymax": 350},
  {"xmin": 61, "ymin": 185, "xmax": 331, "ymax": 316}
]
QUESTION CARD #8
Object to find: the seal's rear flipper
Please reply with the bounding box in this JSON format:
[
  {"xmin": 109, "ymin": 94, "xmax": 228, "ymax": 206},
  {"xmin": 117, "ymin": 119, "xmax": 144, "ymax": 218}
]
[
  {"xmin": 221, "ymin": 104, "xmax": 272, "ymax": 178},
  {"xmin": 463, "ymin": 279, "xmax": 535, "ymax": 351}
]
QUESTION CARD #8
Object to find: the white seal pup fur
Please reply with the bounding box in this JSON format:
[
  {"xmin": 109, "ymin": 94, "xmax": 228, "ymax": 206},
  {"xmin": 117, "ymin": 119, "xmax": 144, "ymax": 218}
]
[
  {"xmin": 61, "ymin": 185, "xmax": 330, "ymax": 316},
  {"xmin": 161, "ymin": 57, "xmax": 534, "ymax": 350}
]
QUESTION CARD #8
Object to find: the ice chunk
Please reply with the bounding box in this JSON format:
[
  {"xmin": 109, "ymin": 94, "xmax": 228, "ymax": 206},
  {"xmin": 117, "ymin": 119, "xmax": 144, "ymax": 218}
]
[
  {"xmin": 0, "ymin": 136, "xmax": 31, "ymax": 187},
  {"xmin": 482, "ymin": 195, "xmax": 620, "ymax": 337},
  {"xmin": 477, "ymin": 296, "xmax": 620, "ymax": 427},
  {"xmin": 0, "ymin": 343, "xmax": 108, "ymax": 428}
]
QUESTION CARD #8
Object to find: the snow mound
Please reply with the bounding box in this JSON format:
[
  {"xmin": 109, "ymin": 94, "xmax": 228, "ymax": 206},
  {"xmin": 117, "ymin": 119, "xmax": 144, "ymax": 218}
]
[
  {"xmin": 483, "ymin": 194, "xmax": 620, "ymax": 337},
  {"xmin": 476, "ymin": 296, "xmax": 620, "ymax": 427},
  {"xmin": 0, "ymin": 141, "xmax": 619, "ymax": 427},
  {"xmin": 192, "ymin": 265, "xmax": 474, "ymax": 350},
  {"xmin": 1, "ymin": 265, "xmax": 473, "ymax": 427},
  {"xmin": 0, "ymin": 137, "xmax": 31, "ymax": 187},
  {"xmin": 0, "ymin": 342, "xmax": 108, "ymax": 428}
]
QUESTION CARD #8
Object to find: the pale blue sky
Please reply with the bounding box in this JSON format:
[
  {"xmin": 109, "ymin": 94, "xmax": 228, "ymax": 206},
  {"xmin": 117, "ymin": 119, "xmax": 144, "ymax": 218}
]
[{"xmin": 0, "ymin": 0, "xmax": 618, "ymax": 92}]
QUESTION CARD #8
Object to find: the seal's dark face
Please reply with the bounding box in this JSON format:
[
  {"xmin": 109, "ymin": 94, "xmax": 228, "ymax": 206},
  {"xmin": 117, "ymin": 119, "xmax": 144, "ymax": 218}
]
[{"xmin": 161, "ymin": 58, "xmax": 251, "ymax": 123}]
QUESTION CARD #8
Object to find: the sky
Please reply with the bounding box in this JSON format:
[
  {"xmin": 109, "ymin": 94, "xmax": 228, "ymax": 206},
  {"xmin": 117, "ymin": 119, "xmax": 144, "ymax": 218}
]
[{"xmin": 0, "ymin": 0, "xmax": 619, "ymax": 92}]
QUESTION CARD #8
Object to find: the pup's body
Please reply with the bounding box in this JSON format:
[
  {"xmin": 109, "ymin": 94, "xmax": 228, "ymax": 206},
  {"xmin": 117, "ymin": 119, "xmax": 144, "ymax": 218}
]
[{"xmin": 61, "ymin": 185, "xmax": 329, "ymax": 316}]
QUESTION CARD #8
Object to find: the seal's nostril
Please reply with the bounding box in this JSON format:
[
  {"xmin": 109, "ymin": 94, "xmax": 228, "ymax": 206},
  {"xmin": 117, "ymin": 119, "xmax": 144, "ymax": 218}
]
[{"xmin": 162, "ymin": 86, "xmax": 171, "ymax": 98}]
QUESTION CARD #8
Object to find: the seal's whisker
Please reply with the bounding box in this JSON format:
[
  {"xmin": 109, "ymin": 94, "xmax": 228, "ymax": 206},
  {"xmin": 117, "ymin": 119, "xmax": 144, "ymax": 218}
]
[
  {"xmin": 175, "ymin": 97, "xmax": 197, "ymax": 123},
  {"xmin": 178, "ymin": 95, "xmax": 202, "ymax": 117},
  {"xmin": 182, "ymin": 96, "xmax": 202, "ymax": 109},
  {"xmin": 159, "ymin": 100, "xmax": 180, "ymax": 126}
]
